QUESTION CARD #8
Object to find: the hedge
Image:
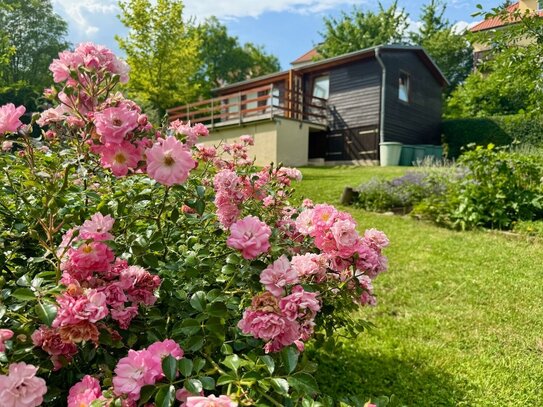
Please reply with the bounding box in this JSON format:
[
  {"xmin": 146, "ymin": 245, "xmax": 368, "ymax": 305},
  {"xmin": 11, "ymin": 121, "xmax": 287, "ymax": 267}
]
[{"xmin": 442, "ymin": 114, "xmax": 543, "ymax": 158}]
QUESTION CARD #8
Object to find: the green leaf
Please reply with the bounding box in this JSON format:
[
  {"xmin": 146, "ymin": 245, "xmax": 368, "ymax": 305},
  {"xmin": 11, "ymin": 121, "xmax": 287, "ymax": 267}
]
[
  {"xmin": 137, "ymin": 385, "xmax": 156, "ymax": 406},
  {"xmin": 216, "ymin": 374, "xmax": 236, "ymax": 385},
  {"xmin": 12, "ymin": 288, "xmax": 36, "ymax": 301},
  {"xmin": 193, "ymin": 357, "xmax": 206, "ymax": 373},
  {"xmin": 281, "ymin": 346, "xmax": 299, "ymax": 374},
  {"xmin": 207, "ymin": 302, "xmax": 228, "ymax": 317},
  {"xmin": 143, "ymin": 253, "xmax": 159, "ymax": 268},
  {"xmin": 183, "ymin": 335, "xmax": 204, "ymax": 352},
  {"xmin": 172, "ymin": 318, "xmax": 201, "ymax": 336},
  {"xmin": 178, "ymin": 358, "xmax": 193, "ymax": 377},
  {"xmin": 225, "ymin": 254, "xmax": 239, "ymax": 264},
  {"xmin": 35, "ymin": 302, "xmax": 57, "ymax": 326},
  {"xmin": 162, "ymin": 355, "xmax": 177, "ymax": 382},
  {"xmin": 260, "ymin": 355, "xmax": 275, "ymax": 374},
  {"xmin": 190, "ymin": 291, "xmax": 207, "ymax": 312},
  {"xmin": 199, "ymin": 376, "xmax": 215, "ymax": 390},
  {"xmin": 155, "ymin": 384, "xmax": 175, "ymax": 407},
  {"xmin": 287, "ymin": 373, "xmax": 319, "ymax": 396},
  {"xmin": 196, "ymin": 185, "xmax": 206, "ymax": 198},
  {"xmin": 185, "ymin": 378, "xmax": 203, "ymax": 394},
  {"xmin": 270, "ymin": 378, "xmax": 289, "ymax": 395},
  {"xmin": 222, "ymin": 354, "xmax": 242, "ymax": 372}
]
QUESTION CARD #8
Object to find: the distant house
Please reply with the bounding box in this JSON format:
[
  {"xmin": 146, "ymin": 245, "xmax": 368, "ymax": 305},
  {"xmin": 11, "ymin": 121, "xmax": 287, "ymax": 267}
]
[
  {"xmin": 470, "ymin": 0, "xmax": 543, "ymax": 64},
  {"xmin": 168, "ymin": 44, "xmax": 448, "ymax": 166}
]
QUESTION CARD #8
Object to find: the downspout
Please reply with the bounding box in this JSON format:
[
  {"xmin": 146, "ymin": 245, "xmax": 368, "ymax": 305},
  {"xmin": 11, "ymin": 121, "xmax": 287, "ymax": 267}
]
[{"xmin": 374, "ymin": 47, "xmax": 386, "ymax": 144}]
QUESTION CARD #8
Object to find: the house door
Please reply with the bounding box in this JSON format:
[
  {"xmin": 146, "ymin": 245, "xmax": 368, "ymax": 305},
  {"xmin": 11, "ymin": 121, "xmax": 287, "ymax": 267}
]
[{"xmin": 325, "ymin": 132, "xmax": 344, "ymax": 161}]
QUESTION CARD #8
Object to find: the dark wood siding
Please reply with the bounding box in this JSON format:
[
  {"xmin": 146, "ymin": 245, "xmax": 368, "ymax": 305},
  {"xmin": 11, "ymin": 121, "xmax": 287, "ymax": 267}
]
[
  {"xmin": 381, "ymin": 50, "xmax": 442, "ymax": 144},
  {"xmin": 303, "ymin": 60, "xmax": 381, "ymax": 132}
]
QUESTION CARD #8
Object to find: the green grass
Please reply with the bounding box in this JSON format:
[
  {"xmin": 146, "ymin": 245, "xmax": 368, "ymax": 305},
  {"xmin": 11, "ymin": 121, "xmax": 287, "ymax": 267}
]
[{"xmin": 296, "ymin": 166, "xmax": 543, "ymax": 406}]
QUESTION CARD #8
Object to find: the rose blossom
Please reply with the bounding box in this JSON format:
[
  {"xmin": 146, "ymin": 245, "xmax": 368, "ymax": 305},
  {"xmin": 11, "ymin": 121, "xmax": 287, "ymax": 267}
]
[
  {"xmin": 176, "ymin": 388, "xmax": 204, "ymax": 406},
  {"xmin": 0, "ymin": 329, "xmax": 13, "ymax": 352},
  {"xmin": 0, "ymin": 362, "xmax": 47, "ymax": 407},
  {"xmin": 67, "ymin": 375, "xmax": 102, "ymax": 407},
  {"xmin": 94, "ymin": 105, "xmax": 138, "ymax": 144},
  {"xmin": 98, "ymin": 141, "xmax": 142, "ymax": 177},
  {"xmin": 111, "ymin": 305, "xmax": 139, "ymax": 329},
  {"xmin": 226, "ymin": 216, "xmax": 271, "ymax": 260},
  {"xmin": 113, "ymin": 349, "xmax": 156, "ymax": 400},
  {"xmin": 79, "ymin": 212, "xmax": 115, "ymax": 241},
  {"xmin": 364, "ymin": 228, "xmax": 390, "ymax": 250},
  {"xmin": 2, "ymin": 140, "xmax": 13, "ymax": 152},
  {"xmin": 330, "ymin": 219, "xmax": 360, "ymax": 258},
  {"xmin": 259, "ymin": 255, "xmax": 298, "ymax": 297},
  {"xmin": 0, "ymin": 103, "xmax": 25, "ymax": 134},
  {"xmin": 186, "ymin": 395, "xmax": 237, "ymax": 407},
  {"xmin": 279, "ymin": 286, "xmax": 321, "ymax": 321},
  {"xmin": 145, "ymin": 136, "xmax": 195, "ymax": 186}
]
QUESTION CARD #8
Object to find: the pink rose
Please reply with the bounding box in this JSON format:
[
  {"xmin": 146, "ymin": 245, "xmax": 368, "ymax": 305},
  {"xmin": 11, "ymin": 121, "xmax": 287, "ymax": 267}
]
[
  {"xmin": 227, "ymin": 216, "xmax": 271, "ymax": 260},
  {"xmin": 260, "ymin": 255, "xmax": 298, "ymax": 297},
  {"xmin": 0, "ymin": 103, "xmax": 25, "ymax": 134},
  {"xmin": 186, "ymin": 395, "xmax": 237, "ymax": 407},
  {"xmin": 79, "ymin": 212, "xmax": 115, "ymax": 241},
  {"xmin": 0, "ymin": 329, "xmax": 13, "ymax": 352},
  {"xmin": 0, "ymin": 362, "xmax": 47, "ymax": 407},
  {"xmin": 145, "ymin": 136, "xmax": 195, "ymax": 186},
  {"xmin": 67, "ymin": 375, "xmax": 102, "ymax": 407},
  {"xmin": 94, "ymin": 105, "xmax": 138, "ymax": 144}
]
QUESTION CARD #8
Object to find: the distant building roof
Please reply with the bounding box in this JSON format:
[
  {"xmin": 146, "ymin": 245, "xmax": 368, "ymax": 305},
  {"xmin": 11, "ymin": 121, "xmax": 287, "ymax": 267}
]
[
  {"xmin": 290, "ymin": 48, "xmax": 321, "ymax": 66},
  {"xmin": 470, "ymin": 2, "xmax": 543, "ymax": 33}
]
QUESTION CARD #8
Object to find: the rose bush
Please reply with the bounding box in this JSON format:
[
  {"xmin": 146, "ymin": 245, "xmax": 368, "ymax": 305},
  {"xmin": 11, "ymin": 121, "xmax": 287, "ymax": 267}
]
[{"xmin": 0, "ymin": 43, "xmax": 389, "ymax": 406}]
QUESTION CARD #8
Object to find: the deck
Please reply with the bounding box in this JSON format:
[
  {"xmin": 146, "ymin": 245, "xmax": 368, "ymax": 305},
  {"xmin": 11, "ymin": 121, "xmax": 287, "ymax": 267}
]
[{"xmin": 167, "ymin": 84, "xmax": 328, "ymax": 129}]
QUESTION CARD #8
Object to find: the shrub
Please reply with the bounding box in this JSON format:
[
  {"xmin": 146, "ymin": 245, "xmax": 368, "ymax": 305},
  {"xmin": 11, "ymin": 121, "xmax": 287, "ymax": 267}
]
[
  {"xmin": 441, "ymin": 118, "xmax": 511, "ymax": 158},
  {"xmin": 355, "ymin": 171, "xmax": 449, "ymax": 213},
  {"xmin": 0, "ymin": 44, "xmax": 390, "ymax": 406},
  {"xmin": 415, "ymin": 145, "xmax": 543, "ymax": 230}
]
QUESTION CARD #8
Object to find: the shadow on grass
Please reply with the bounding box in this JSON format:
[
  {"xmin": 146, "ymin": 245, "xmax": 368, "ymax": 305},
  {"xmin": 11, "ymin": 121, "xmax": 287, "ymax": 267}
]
[{"xmin": 310, "ymin": 345, "xmax": 467, "ymax": 406}]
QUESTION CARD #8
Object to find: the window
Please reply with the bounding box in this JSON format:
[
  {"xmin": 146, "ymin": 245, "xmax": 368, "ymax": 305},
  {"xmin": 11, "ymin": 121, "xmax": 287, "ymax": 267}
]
[
  {"xmin": 539, "ymin": 0, "xmax": 543, "ymax": 11},
  {"xmin": 312, "ymin": 75, "xmax": 330, "ymax": 100},
  {"xmin": 399, "ymin": 72, "xmax": 410, "ymax": 103}
]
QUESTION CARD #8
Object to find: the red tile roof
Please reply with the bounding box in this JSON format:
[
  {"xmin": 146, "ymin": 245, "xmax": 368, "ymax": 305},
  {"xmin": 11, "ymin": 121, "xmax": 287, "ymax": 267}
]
[
  {"xmin": 291, "ymin": 48, "xmax": 321, "ymax": 65},
  {"xmin": 470, "ymin": 2, "xmax": 543, "ymax": 33}
]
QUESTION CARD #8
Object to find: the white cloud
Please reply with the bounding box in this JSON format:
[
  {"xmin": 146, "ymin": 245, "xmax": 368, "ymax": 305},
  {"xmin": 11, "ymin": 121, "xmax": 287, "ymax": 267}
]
[
  {"xmin": 52, "ymin": 0, "xmax": 118, "ymax": 36},
  {"xmin": 182, "ymin": 0, "xmax": 363, "ymax": 20},
  {"xmin": 452, "ymin": 20, "xmax": 480, "ymax": 34}
]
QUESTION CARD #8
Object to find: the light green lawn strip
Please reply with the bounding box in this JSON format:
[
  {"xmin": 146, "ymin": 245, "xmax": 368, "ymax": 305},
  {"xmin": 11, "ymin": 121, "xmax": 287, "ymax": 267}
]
[{"xmin": 296, "ymin": 167, "xmax": 543, "ymax": 406}]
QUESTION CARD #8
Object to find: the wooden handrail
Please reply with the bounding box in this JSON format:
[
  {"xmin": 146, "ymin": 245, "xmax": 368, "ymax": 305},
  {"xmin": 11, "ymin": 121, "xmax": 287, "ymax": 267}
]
[{"xmin": 168, "ymin": 84, "xmax": 328, "ymax": 127}]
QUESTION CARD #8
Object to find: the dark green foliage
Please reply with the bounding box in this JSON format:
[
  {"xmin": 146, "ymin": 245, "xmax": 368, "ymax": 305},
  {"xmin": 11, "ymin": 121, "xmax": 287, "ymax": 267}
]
[
  {"xmin": 0, "ymin": 0, "xmax": 68, "ymax": 111},
  {"xmin": 415, "ymin": 146, "xmax": 543, "ymax": 230},
  {"xmin": 441, "ymin": 118, "xmax": 512, "ymax": 158}
]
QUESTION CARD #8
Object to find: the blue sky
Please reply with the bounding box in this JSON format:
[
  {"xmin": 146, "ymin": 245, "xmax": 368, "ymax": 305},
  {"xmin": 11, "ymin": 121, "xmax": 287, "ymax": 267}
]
[{"xmin": 51, "ymin": 0, "xmax": 504, "ymax": 69}]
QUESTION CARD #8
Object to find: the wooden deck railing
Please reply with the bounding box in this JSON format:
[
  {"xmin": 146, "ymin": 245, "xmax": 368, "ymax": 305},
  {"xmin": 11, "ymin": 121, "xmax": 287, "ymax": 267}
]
[{"xmin": 167, "ymin": 84, "xmax": 328, "ymax": 127}]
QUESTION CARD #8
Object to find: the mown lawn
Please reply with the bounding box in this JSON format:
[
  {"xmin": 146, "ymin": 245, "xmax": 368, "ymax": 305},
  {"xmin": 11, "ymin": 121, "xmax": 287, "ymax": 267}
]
[{"xmin": 295, "ymin": 166, "xmax": 543, "ymax": 406}]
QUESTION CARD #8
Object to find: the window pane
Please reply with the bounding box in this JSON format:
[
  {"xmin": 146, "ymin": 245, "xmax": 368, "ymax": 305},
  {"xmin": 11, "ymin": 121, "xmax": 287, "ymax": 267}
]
[
  {"xmin": 313, "ymin": 76, "xmax": 329, "ymax": 99},
  {"xmin": 399, "ymin": 73, "xmax": 409, "ymax": 102}
]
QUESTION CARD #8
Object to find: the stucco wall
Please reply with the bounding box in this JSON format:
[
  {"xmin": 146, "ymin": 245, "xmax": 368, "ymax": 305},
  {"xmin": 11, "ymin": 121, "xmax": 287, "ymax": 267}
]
[
  {"xmin": 201, "ymin": 118, "xmax": 311, "ymax": 167},
  {"xmin": 275, "ymin": 118, "xmax": 310, "ymax": 167}
]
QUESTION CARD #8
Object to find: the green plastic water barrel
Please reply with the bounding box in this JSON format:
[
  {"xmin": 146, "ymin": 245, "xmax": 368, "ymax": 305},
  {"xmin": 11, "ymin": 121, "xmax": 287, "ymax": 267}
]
[
  {"xmin": 399, "ymin": 145, "xmax": 414, "ymax": 166},
  {"xmin": 379, "ymin": 142, "xmax": 403, "ymax": 166}
]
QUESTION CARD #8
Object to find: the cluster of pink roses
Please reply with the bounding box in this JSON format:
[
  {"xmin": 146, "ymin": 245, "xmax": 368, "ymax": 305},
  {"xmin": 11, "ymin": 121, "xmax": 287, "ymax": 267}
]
[
  {"xmin": 32, "ymin": 213, "xmax": 160, "ymax": 369},
  {"xmin": 49, "ymin": 42, "xmax": 129, "ymax": 85},
  {"xmin": 239, "ymin": 255, "xmax": 321, "ymax": 353},
  {"xmin": 39, "ymin": 43, "xmax": 209, "ymax": 186},
  {"xmin": 212, "ymin": 148, "xmax": 303, "ymax": 229},
  {"xmin": 295, "ymin": 204, "xmax": 389, "ymax": 304},
  {"xmin": 66, "ymin": 338, "xmax": 237, "ymax": 407}
]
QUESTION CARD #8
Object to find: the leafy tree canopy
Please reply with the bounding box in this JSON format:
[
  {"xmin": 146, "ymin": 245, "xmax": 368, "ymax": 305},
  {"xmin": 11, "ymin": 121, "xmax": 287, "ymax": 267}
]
[
  {"xmin": 196, "ymin": 17, "xmax": 280, "ymax": 97},
  {"xmin": 317, "ymin": 1, "xmax": 408, "ymax": 58},
  {"xmin": 446, "ymin": 4, "xmax": 543, "ymax": 117},
  {"xmin": 116, "ymin": 0, "xmax": 202, "ymax": 115},
  {"xmin": 0, "ymin": 0, "xmax": 68, "ymax": 111}
]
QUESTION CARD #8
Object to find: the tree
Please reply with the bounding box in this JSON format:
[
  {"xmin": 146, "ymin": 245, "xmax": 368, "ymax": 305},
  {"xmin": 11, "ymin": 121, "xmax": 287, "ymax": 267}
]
[
  {"xmin": 196, "ymin": 17, "xmax": 280, "ymax": 97},
  {"xmin": 446, "ymin": 4, "xmax": 543, "ymax": 117},
  {"xmin": 0, "ymin": 0, "xmax": 68, "ymax": 110},
  {"xmin": 410, "ymin": 0, "xmax": 472, "ymax": 92},
  {"xmin": 317, "ymin": 1, "xmax": 409, "ymax": 58},
  {"xmin": 116, "ymin": 0, "xmax": 202, "ymax": 114}
]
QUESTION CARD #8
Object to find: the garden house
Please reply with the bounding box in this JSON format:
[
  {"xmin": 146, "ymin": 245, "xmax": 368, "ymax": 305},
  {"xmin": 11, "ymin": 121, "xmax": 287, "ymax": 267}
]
[{"xmin": 168, "ymin": 44, "xmax": 448, "ymax": 166}]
